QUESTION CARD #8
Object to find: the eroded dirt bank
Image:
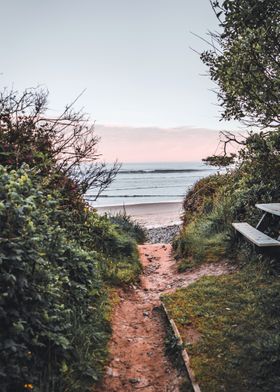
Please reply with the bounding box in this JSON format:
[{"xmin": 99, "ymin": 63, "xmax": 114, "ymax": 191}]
[{"xmin": 96, "ymin": 244, "xmax": 231, "ymax": 392}]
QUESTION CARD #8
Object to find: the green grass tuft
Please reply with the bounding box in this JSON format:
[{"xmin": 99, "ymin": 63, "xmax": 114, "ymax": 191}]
[
  {"xmin": 162, "ymin": 262, "xmax": 280, "ymax": 392},
  {"xmin": 109, "ymin": 212, "xmax": 147, "ymax": 244}
]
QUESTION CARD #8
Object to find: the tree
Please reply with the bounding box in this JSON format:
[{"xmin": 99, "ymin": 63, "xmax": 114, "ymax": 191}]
[
  {"xmin": 0, "ymin": 87, "xmax": 119, "ymax": 200},
  {"xmin": 201, "ymin": 0, "xmax": 280, "ymax": 129}
]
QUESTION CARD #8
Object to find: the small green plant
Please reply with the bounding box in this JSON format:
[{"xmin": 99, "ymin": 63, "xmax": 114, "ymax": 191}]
[{"xmin": 109, "ymin": 212, "xmax": 147, "ymax": 244}]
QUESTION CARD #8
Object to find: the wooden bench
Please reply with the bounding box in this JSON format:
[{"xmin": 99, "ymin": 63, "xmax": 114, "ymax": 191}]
[
  {"xmin": 232, "ymin": 223, "xmax": 280, "ymax": 247},
  {"xmin": 255, "ymin": 203, "xmax": 280, "ymax": 217},
  {"xmin": 232, "ymin": 203, "xmax": 280, "ymax": 248}
]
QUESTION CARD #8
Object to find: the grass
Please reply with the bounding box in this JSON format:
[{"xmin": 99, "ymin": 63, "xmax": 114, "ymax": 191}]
[
  {"xmin": 174, "ymin": 219, "xmax": 229, "ymax": 272},
  {"xmin": 103, "ymin": 246, "xmax": 142, "ymax": 285},
  {"xmin": 173, "ymin": 175, "xmax": 236, "ymax": 272},
  {"xmin": 109, "ymin": 212, "xmax": 147, "ymax": 244},
  {"xmin": 162, "ymin": 262, "xmax": 280, "ymax": 392},
  {"xmin": 163, "ymin": 311, "xmax": 193, "ymax": 392}
]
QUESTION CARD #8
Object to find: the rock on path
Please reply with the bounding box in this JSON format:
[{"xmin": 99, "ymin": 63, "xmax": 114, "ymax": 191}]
[{"xmin": 146, "ymin": 225, "xmax": 181, "ymax": 244}]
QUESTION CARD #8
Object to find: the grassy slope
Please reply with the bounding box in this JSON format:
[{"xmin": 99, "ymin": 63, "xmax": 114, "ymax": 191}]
[
  {"xmin": 173, "ymin": 174, "xmax": 233, "ymax": 272},
  {"xmin": 166, "ymin": 169, "xmax": 280, "ymax": 392},
  {"xmin": 162, "ymin": 262, "xmax": 280, "ymax": 392}
]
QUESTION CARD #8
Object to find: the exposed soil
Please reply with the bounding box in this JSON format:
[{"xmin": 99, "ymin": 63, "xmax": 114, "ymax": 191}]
[{"xmin": 96, "ymin": 244, "xmax": 231, "ymax": 392}]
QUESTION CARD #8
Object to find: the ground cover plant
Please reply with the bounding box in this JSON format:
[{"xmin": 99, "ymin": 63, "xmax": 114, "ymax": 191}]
[
  {"xmin": 0, "ymin": 89, "xmax": 145, "ymax": 392},
  {"xmin": 162, "ymin": 260, "xmax": 280, "ymax": 392}
]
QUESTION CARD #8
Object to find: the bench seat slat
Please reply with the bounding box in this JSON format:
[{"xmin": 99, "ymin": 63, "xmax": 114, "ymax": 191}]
[
  {"xmin": 256, "ymin": 203, "xmax": 280, "ymax": 216},
  {"xmin": 232, "ymin": 222, "xmax": 280, "ymax": 247}
]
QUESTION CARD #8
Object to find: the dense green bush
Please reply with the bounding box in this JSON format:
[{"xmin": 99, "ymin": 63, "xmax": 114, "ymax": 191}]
[
  {"xmin": 201, "ymin": 0, "xmax": 280, "ymax": 128},
  {"xmin": 0, "ymin": 87, "xmax": 145, "ymax": 392},
  {"xmin": 0, "ymin": 165, "xmax": 141, "ymax": 392},
  {"xmin": 174, "ymin": 130, "xmax": 280, "ymax": 270}
]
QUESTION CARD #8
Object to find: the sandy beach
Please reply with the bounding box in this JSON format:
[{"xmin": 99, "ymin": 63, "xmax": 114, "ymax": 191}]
[{"xmin": 96, "ymin": 201, "xmax": 183, "ymax": 228}]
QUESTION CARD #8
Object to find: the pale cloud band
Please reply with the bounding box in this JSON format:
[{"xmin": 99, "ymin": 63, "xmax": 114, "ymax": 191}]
[{"xmin": 96, "ymin": 124, "xmax": 223, "ymax": 163}]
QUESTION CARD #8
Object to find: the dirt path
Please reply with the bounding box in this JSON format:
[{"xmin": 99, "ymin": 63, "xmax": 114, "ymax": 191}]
[{"xmin": 96, "ymin": 244, "xmax": 231, "ymax": 392}]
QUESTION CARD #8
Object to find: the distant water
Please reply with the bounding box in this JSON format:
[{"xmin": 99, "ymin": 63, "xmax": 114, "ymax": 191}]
[{"xmin": 88, "ymin": 161, "xmax": 217, "ymax": 207}]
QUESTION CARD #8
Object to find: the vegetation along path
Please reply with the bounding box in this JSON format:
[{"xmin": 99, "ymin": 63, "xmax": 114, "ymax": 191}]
[{"xmin": 97, "ymin": 244, "xmax": 231, "ymax": 392}]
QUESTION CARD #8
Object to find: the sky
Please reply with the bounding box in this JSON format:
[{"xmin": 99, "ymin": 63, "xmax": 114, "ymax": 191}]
[
  {"xmin": 96, "ymin": 124, "xmax": 227, "ymax": 162},
  {"xmin": 0, "ymin": 0, "xmax": 240, "ymax": 162}
]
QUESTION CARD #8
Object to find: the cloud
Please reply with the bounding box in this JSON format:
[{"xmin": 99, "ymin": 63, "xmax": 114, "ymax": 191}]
[{"xmin": 95, "ymin": 124, "xmax": 226, "ymax": 162}]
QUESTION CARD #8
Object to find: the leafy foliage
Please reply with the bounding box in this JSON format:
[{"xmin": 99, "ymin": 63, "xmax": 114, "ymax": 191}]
[
  {"xmin": 0, "ymin": 86, "xmax": 143, "ymax": 392},
  {"xmin": 175, "ymin": 129, "xmax": 280, "ymax": 269},
  {"xmin": 202, "ymin": 0, "xmax": 280, "ymax": 127},
  {"xmin": 202, "ymin": 153, "xmax": 236, "ymax": 167},
  {"xmin": 0, "ymin": 166, "xmax": 140, "ymax": 392},
  {"xmin": 173, "ymin": 129, "xmax": 280, "ymax": 391},
  {"xmin": 0, "ymin": 87, "xmax": 119, "ymax": 198}
]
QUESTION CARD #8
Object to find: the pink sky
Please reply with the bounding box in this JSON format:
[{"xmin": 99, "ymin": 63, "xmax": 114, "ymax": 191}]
[{"xmin": 96, "ymin": 124, "xmax": 225, "ymax": 162}]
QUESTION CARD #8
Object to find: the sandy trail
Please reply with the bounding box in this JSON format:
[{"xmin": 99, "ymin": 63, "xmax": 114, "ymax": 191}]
[{"xmin": 96, "ymin": 244, "xmax": 231, "ymax": 392}]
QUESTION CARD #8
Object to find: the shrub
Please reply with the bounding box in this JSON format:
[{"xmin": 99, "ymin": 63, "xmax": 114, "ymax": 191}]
[
  {"xmin": 0, "ymin": 165, "xmax": 140, "ymax": 392},
  {"xmin": 175, "ymin": 131, "xmax": 280, "ymax": 270},
  {"xmin": 181, "ymin": 174, "xmax": 229, "ymax": 225},
  {"xmin": 173, "ymin": 175, "xmax": 233, "ymax": 270}
]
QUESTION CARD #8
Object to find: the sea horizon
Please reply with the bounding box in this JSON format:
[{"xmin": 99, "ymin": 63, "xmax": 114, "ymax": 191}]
[{"xmin": 87, "ymin": 161, "xmax": 217, "ymax": 208}]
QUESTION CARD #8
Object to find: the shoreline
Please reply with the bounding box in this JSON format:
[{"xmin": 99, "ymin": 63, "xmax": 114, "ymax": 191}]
[
  {"xmin": 95, "ymin": 201, "xmax": 183, "ymax": 228},
  {"xmin": 94, "ymin": 199, "xmax": 183, "ymax": 209}
]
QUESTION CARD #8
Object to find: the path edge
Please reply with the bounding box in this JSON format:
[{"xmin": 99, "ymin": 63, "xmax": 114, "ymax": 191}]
[{"xmin": 161, "ymin": 301, "xmax": 202, "ymax": 392}]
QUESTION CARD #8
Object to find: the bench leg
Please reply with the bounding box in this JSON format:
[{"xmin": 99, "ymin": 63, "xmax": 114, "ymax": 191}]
[{"xmin": 256, "ymin": 212, "xmax": 268, "ymax": 231}]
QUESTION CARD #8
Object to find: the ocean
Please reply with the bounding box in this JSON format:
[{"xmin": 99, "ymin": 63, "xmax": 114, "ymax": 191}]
[{"xmin": 87, "ymin": 161, "xmax": 216, "ymax": 207}]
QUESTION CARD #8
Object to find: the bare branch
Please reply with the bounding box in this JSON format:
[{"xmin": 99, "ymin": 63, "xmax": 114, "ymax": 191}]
[{"xmin": 0, "ymin": 87, "xmax": 119, "ymax": 198}]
